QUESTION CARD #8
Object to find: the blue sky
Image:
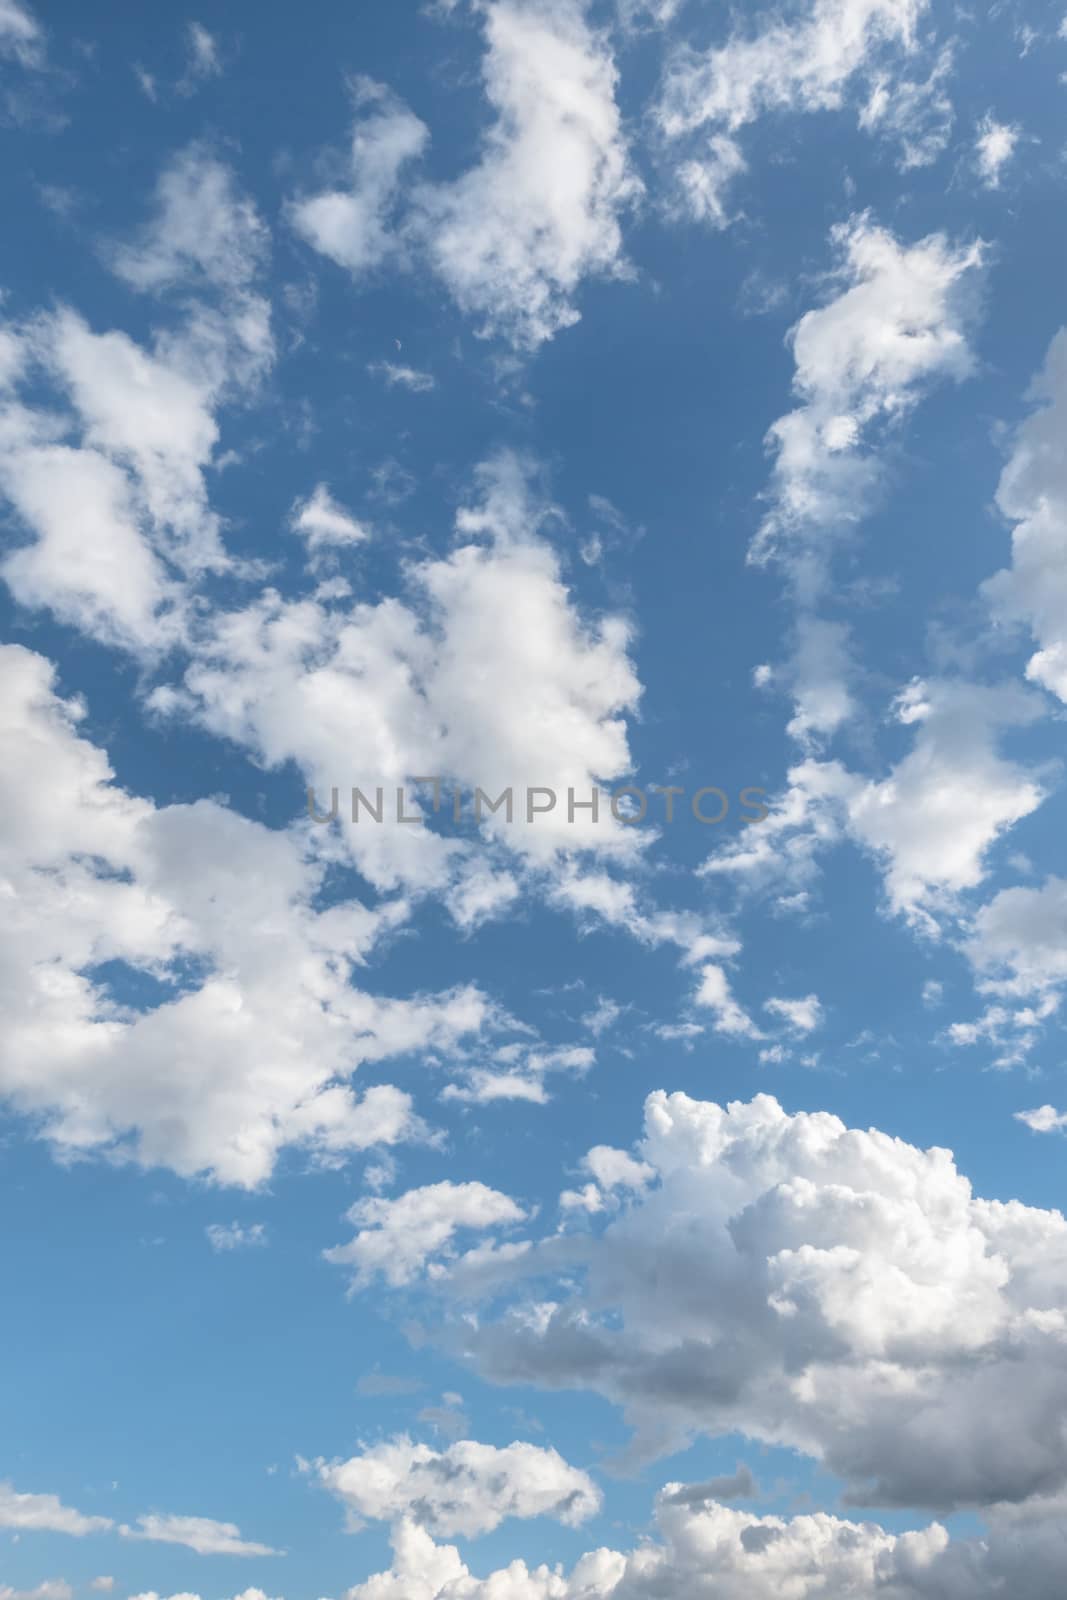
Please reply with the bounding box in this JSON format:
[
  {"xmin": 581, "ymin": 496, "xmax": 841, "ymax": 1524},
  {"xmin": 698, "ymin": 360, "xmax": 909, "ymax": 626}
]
[{"xmin": 3, "ymin": 1, "xmax": 1067, "ymax": 1597}]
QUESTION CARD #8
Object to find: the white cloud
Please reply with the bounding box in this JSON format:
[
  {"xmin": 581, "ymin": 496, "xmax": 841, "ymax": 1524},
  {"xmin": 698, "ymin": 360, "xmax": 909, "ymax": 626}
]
[
  {"xmin": 704, "ymin": 678, "xmax": 1047, "ymax": 932},
  {"xmin": 744, "ymin": 214, "xmax": 982, "ymax": 756},
  {"xmin": 416, "ymin": 0, "xmax": 640, "ymax": 348},
  {"xmin": 340, "ymin": 1488, "xmax": 1067, "ymax": 1599},
  {"xmin": 0, "ymin": 644, "xmax": 492, "ymax": 1186},
  {"xmin": 966, "ymin": 877, "xmax": 1067, "ymax": 998},
  {"xmin": 110, "ymin": 146, "xmax": 268, "ymax": 295},
  {"xmin": 367, "ymin": 361, "xmax": 436, "ymax": 392},
  {"xmin": 289, "ymin": 482, "xmax": 371, "ymax": 551},
  {"xmin": 89, "ymin": 1582, "xmax": 114, "ymax": 1593},
  {"xmin": 447, "ymin": 1089, "xmax": 1067, "ymax": 1510},
  {"xmin": 1, "ymin": 153, "xmax": 273, "ymax": 651},
  {"xmin": 656, "ymin": 0, "xmax": 946, "ymax": 215},
  {"xmin": 294, "ymin": 3, "xmax": 639, "ymax": 350},
  {"xmin": 289, "ymin": 78, "xmax": 428, "ymax": 274},
  {"xmin": 442, "ymin": 1044, "xmax": 595, "ymax": 1107},
  {"xmin": 561, "ymin": 1143, "xmax": 655, "ymax": 1214},
  {"xmin": 324, "ymin": 1181, "xmax": 528, "ymax": 1288},
  {"xmin": 0, "ymin": 1484, "xmax": 111, "ymax": 1536},
  {"xmin": 983, "ymin": 329, "xmax": 1067, "ymax": 706},
  {"xmin": 311, "ymin": 1436, "xmax": 600, "ymax": 1537},
  {"xmin": 974, "ymin": 113, "xmax": 1020, "ymax": 188},
  {"xmin": 0, "ymin": 0, "xmax": 41, "ymax": 66},
  {"xmin": 120, "ymin": 1514, "xmax": 279, "ymax": 1557},
  {"xmin": 1015, "ymin": 1106, "xmax": 1067, "ymax": 1134},
  {"xmin": 206, "ymin": 1222, "xmax": 267, "ymax": 1252},
  {"xmin": 162, "ymin": 452, "xmax": 645, "ymax": 897},
  {"xmin": 764, "ymin": 993, "xmax": 822, "ymax": 1033},
  {"xmin": 753, "ymin": 214, "xmax": 982, "ymax": 565},
  {"xmin": 692, "ymin": 963, "xmax": 762, "ymax": 1037}
]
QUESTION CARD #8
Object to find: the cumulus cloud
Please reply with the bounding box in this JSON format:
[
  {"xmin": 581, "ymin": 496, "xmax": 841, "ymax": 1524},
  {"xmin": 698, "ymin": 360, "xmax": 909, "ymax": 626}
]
[
  {"xmin": 429, "ymin": 1090, "xmax": 1067, "ymax": 1512},
  {"xmin": 159, "ymin": 452, "xmax": 646, "ymax": 899},
  {"xmin": 1015, "ymin": 1106, "xmax": 1067, "ymax": 1135},
  {"xmin": 292, "ymin": 2, "xmax": 639, "ymax": 349},
  {"xmin": 289, "ymin": 77, "xmax": 428, "ymax": 275},
  {"xmin": 0, "ymin": 151, "xmax": 272, "ymax": 651},
  {"xmin": 289, "ymin": 482, "xmax": 371, "ymax": 552},
  {"xmin": 340, "ymin": 1485, "xmax": 1067, "ymax": 1599},
  {"xmin": 0, "ymin": 644, "xmax": 493, "ymax": 1186},
  {"xmin": 754, "ymin": 214, "xmax": 982, "ymax": 567},
  {"xmin": 324, "ymin": 1181, "xmax": 528, "ymax": 1288},
  {"xmin": 0, "ymin": 1483, "xmax": 112, "ymax": 1536},
  {"xmin": 983, "ymin": 329, "xmax": 1067, "ymax": 706},
  {"xmin": 310, "ymin": 1436, "xmax": 600, "ymax": 1537},
  {"xmin": 109, "ymin": 146, "xmax": 268, "ymax": 295},
  {"xmin": 704, "ymin": 678, "xmax": 1047, "ymax": 932},
  {"xmin": 744, "ymin": 214, "xmax": 982, "ymax": 755},
  {"xmin": 692, "ymin": 962, "xmax": 762, "ymax": 1037},
  {"xmin": 764, "ymin": 993, "xmax": 822, "ymax": 1032},
  {"xmin": 966, "ymin": 877, "xmax": 1067, "ymax": 998}
]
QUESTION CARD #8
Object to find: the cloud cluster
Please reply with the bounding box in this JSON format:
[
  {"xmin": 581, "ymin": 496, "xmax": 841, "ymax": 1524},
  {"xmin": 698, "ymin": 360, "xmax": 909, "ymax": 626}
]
[
  {"xmin": 0, "ymin": 643, "xmax": 493, "ymax": 1185},
  {"xmin": 291, "ymin": 0, "xmax": 640, "ymax": 348},
  {"xmin": 656, "ymin": 0, "xmax": 947, "ymax": 221},
  {"xmin": 0, "ymin": 149, "xmax": 272, "ymax": 651},
  {"xmin": 342, "ymin": 1486, "xmax": 1067, "ymax": 1599},
  {"xmin": 157, "ymin": 452, "xmax": 646, "ymax": 901},
  {"xmin": 417, "ymin": 1090, "xmax": 1067, "ymax": 1513},
  {"xmin": 310, "ymin": 1436, "xmax": 600, "ymax": 1537}
]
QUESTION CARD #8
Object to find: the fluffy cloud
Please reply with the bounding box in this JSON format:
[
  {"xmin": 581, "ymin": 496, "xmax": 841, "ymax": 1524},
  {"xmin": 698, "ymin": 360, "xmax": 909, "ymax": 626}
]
[
  {"xmin": 965, "ymin": 877, "xmax": 1067, "ymax": 997},
  {"xmin": 289, "ymin": 78, "xmax": 428, "ymax": 274},
  {"xmin": 0, "ymin": 643, "xmax": 494, "ymax": 1185},
  {"xmin": 341, "ymin": 1486, "xmax": 1067, "ymax": 1599},
  {"xmin": 704, "ymin": 678, "xmax": 1047, "ymax": 931},
  {"xmin": 1015, "ymin": 1106, "xmax": 1067, "ymax": 1135},
  {"xmin": 324, "ymin": 1181, "xmax": 528, "ymax": 1288},
  {"xmin": 0, "ymin": 151, "xmax": 272, "ymax": 651},
  {"xmin": 289, "ymin": 482, "xmax": 371, "ymax": 552},
  {"xmin": 311, "ymin": 1436, "xmax": 600, "ymax": 1537},
  {"xmin": 119, "ymin": 1514, "xmax": 279, "ymax": 1558},
  {"xmin": 753, "ymin": 214, "xmax": 982, "ymax": 566},
  {"xmin": 984, "ymin": 329, "xmax": 1067, "ymax": 705},
  {"xmin": 414, "ymin": 0, "xmax": 639, "ymax": 348},
  {"xmin": 764, "ymin": 993, "xmax": 822, "ymax": 1033},
  {"xmin": 293, "ymin": 1, "xmax": 639, "ymax": 349},
  {"xmin": 743, "ymin": 215, "xmax": 981, "ymax": 756},
  {"xmin": 656, "ymin": 0, "xmax": 944, "ymax": 218},
  {"xmin": 158, "ymin": 453, "xmax": 645, "ymax": 898},
  {"xmin": 433, "ymin": 1090, "xmax": 1067, "ymax": 1512},
  {"xmin": 0, "ymin": 1483, "xmax": 112, "ymax": 1536}
]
